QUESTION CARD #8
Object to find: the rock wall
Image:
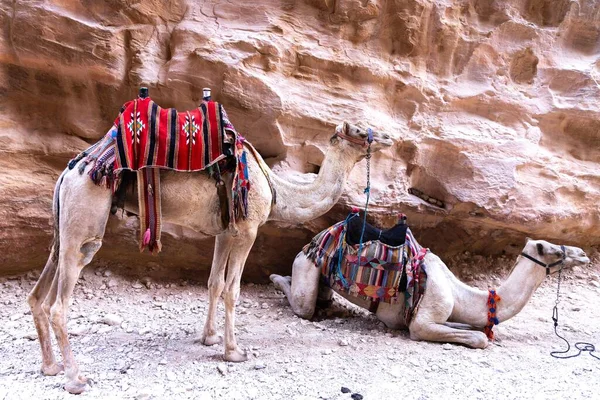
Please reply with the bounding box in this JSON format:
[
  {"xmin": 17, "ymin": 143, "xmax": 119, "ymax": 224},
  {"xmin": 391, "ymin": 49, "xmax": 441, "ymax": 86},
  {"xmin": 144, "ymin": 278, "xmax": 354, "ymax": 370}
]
[{"xmin": 1, "ymin": 0, "xmax": 599, "ymax": 281}]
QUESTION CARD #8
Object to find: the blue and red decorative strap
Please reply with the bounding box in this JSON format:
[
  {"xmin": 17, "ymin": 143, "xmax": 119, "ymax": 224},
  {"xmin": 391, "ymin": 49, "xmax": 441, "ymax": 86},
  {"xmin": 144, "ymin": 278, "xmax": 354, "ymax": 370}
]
[{"xmin": 484, "ymin": 289, "xmax": 501, "ymax": 340}]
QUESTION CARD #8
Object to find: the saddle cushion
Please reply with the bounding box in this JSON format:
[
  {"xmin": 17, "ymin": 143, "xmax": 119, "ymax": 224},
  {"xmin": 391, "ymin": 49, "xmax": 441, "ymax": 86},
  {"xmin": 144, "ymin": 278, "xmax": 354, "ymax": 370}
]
[{"xmin": 345, "ymin": 216, "xmax": 407, "ymax": 247}]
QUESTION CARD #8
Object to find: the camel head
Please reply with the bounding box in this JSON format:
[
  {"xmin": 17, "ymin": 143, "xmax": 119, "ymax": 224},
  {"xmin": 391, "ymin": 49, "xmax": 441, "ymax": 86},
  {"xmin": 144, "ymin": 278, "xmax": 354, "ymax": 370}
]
[
  {"xmin": 331, "ymin": 122, "xmax": 393, "ymax": 160},
  {"xmin": 522, "ymin": 239, "xmax": 590, "ymax": 274}
]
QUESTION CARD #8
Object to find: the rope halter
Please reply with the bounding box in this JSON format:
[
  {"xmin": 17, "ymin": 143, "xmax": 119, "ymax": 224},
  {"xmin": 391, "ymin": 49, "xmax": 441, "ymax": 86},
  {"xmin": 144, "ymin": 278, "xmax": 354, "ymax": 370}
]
[
  {"xmin": 336, "ymin": 127, "xmax": 374, "ymax": 147},
  {"xmin": 520, "ymin": 245, "xmax": 566, "ymax": 275}
]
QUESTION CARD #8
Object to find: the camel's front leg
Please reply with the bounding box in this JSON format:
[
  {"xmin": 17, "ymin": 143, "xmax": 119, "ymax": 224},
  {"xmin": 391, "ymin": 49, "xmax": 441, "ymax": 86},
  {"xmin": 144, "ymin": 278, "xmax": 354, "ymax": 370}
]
[
  {"xmin": 408, "ymin": 277, "xmax": 488, "ymax": 348},
  {"xmin": 270, "ymin": 252, "xmax": 321, "ymax": 319},
  {"xmin": 409, "ymin": 319, "xmax": 489, "ymax": 349},
  {"xmin": 221, "ymin": 228, "xmax": 257, "ymax": 362},
  {"xmin": 200, "ymin": 234, "xmax": 234, "ymax": 346}
]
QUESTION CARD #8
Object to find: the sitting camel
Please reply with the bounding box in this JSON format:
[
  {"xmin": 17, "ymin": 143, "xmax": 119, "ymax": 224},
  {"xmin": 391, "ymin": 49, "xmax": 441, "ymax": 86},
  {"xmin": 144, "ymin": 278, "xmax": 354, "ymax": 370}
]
[
  {"xmin": 271, "ymin": 217, "xmax": 589, "ymax": 349},
  {"xmin": 27, "ymin": 120, "xmax": 393, "ymax": 394}
]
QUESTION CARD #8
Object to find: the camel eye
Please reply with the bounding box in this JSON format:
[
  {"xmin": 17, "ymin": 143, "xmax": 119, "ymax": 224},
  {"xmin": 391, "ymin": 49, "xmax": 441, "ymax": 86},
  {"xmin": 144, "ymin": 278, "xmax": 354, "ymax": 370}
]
[{"xmin": 358, "ymin": 132, "xmax": 367, "ymax": 138}]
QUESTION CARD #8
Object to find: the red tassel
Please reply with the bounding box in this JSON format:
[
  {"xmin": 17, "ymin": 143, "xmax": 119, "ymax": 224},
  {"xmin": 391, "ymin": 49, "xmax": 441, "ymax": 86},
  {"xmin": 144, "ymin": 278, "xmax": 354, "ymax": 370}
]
[{"xmin": 142, "ymin": 228, "xmax": 152, "ymax": 247}]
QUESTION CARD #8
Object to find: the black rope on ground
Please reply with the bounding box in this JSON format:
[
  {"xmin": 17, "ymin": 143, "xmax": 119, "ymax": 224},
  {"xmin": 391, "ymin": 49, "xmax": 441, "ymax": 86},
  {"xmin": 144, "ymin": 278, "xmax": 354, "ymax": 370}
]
[{"xmin": 550, "ymin": 267, "xmax": 599, "ymax": 361}]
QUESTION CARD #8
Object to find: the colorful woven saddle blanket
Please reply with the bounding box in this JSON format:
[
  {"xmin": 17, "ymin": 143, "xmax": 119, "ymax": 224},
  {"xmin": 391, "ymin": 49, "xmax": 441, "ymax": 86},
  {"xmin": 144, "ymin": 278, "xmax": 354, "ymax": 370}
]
[
  {"xmin": 114, "ymin": 97, "xmax": 230, "ymax": 171},
  {"xmin": 70, "ymin": 96, "xmax": 249, "ymax": 254},
  {"xmin": 303, "ymin": 212, "xmax": 428, "ymax": 325}
]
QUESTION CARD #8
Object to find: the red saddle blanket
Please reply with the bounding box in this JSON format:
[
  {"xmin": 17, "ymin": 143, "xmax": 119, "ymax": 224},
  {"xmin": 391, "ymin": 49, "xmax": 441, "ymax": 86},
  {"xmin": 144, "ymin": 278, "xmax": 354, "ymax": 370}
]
[
  {"xmin": 115, "ymin": 97, "xmax": 228, "ymax": 172},
  {"xmin": 73, "ymin": 96, "xmax": 249, "ymax": 254}
]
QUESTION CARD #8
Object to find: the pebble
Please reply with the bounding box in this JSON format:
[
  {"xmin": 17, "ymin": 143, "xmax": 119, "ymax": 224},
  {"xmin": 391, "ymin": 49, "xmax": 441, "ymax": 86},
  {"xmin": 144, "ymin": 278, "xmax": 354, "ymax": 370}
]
[
  {"xmin": 131, "ymin": 282, "xmax": 144, "ymax": 289},
  {"xmin": 141, "ymin": 277, "xmax": 152, "ymax": 289},
  {"xmin": 341, "ymin": 387, "xmax": 351, "ymax": 393},
  {"xmin": 442, "ymin": 343, "xmax": 453, "ymax": 350},
  {"xmin": 9, "ymin": 313, "xmax": 23, "ymax": 322},
  {"xmin": 139, "ymin": 327, "xmax": 152, "ymax": 335},
  {"xmin": 107, "ymin": 279, "xmax": 118, "ymax": 288},
  {"xmin": 98, "ymin": 326, "xmax": 113, "ymax": 334},
  {"xmin": 321, "ymin": 349, "xmax": 333, "ymax": 355},
  {"xmin": 261, "ymin": 303, "xmax": 269, "ymax": 309},
  {"xmin": 338, "ymin": 339, "xmax": 349, "ymax": 347},
  {"xmin": 71, "ymin": 325, "xmax": 90, "ymax": 336},
  {"xmin": 217, "ymin": 364, "xmax": 227, "ymax": 375},
  {"xmin": 166, "ymin": 370, "xmax": 177, "ymax": 381},
  {"xmin": 196, "ymin": 392, "xmax": 213, "ymax": 400},
  {"xmin": 102, "ymin": 314, "xmax": 124, "ymax": 326},
  {"xmin": 254, "ymin": 361, "xmax": 266, "ymax": 370},
  {"xmin": 22, "ymin": 331, "xmax": 38, "ymax": 340}
]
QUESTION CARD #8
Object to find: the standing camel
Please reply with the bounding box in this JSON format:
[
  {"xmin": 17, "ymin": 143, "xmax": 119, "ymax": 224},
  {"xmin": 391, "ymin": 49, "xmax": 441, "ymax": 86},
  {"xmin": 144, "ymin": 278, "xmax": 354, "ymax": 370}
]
[
  {"xmin": 271, "ymin": 232, "xmax": 589, "ymax": 348},
  {"xmin": 27, "ymin": 121, "xmax": 393, "ymax": 394}
]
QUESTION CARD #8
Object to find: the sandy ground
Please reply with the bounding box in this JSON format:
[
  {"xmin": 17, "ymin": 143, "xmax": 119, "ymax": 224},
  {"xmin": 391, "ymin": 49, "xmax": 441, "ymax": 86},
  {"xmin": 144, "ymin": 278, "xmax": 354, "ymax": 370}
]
[{"xmin": 1, "ymin": 254, "xmax": 599, "ymax": 400}]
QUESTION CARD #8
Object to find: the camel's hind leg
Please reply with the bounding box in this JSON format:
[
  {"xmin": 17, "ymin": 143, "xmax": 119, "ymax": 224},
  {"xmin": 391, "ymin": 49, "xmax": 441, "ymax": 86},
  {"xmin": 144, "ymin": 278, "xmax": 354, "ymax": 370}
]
[
  {"xmin": 27, "ymin": 256, "xmax": 62, "ymax": 376},
  {"xmin": 270, "ymin": 252, "xmax": 321, "ymax": 319},
  {"xmin": 46, "ymin": 169, "xmax": 111, "ymax": 393}
]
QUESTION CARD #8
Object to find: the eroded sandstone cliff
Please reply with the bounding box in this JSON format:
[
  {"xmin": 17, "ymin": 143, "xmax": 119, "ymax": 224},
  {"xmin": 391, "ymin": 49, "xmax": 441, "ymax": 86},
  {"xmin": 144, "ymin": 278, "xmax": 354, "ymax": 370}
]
[{"xmin": 1, "ymin": 0, "xmax": 599, "ymax": 280}]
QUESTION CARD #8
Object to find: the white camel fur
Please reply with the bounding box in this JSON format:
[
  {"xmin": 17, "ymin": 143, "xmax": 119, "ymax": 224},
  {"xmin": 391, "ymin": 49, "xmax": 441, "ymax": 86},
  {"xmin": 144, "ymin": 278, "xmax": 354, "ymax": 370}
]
[
  {"xmin": 27, "ymin": 122, "xmax": 393, "ymax": 394},
  {"xmin": 271, "ymin": 237, "xmax": 589, "ymax": 348}
]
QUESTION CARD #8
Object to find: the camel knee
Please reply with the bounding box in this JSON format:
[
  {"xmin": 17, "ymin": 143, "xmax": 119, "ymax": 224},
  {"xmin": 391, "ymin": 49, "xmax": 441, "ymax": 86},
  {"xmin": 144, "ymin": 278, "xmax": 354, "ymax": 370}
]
[
  {"xmin": 80, "ymin": 239, "xmax": 102, "ymax": 266},
  {"xmin": 408, "ymin": 320, "xmax": 429, "ymax": 341},
  {"xmin": 222, "ymin": 288, "xmax": 239, "ymax": 308},
  {"xmin": 49, "ymin": 303, "xmax": 65, "ymax": 328},
  {"xmin": 295, "ymin": 307, "xmax": 315, "ymax": 320},
  {"xmin": 27, "ymin": 292, "xmax": 40, "ymax": 311}
]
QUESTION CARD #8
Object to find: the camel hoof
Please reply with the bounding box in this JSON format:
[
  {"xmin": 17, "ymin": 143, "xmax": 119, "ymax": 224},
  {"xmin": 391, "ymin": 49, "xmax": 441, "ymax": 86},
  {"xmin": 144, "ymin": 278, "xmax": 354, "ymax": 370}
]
[
  {"xmin": 198, "ymin": 334, "xmax": 223, "ymax": 346},
  {"xmin": 41, "ymin": 363, "xmax": 63, "ymax": 376},
  {"xmin": 64, "ymin": 379, "xmax": 87, "ymax": 394},
  {"xmin": 224, "ymin": 348, "xmax": 248, "ymax": 362},
  {"xmin": 269, "ymin": 274, "xmax": 281, "ymax": 284}
]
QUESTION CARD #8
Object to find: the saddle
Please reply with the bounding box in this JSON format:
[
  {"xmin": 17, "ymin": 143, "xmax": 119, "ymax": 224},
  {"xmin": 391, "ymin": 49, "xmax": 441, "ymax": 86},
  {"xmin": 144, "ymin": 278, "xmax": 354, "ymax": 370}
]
[
  {"xmin": 70, "ymin": 94, "xmax": 254, "ymax": 254},
  {"xmin": 303, "ymin": 212, "xmax": 428, "ymax": 325},
  {"xmin": 345, "ymin": 214, "xmax": 407, "ymax": 247}
]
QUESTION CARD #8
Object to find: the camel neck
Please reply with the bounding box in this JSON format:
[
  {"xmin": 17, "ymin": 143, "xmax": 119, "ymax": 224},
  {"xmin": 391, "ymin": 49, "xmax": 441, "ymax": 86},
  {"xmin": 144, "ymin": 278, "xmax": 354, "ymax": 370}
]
[
  {"xmin": 495, "ymin": 258, "xmax": 547, "ymax": 323},
  {"xmin": 267, "ymin": 146, "xmax": 358, "ymax": 223},
  {"xmin": 449, "ymin": 257, "xmax": 547, "ymax": 327}
]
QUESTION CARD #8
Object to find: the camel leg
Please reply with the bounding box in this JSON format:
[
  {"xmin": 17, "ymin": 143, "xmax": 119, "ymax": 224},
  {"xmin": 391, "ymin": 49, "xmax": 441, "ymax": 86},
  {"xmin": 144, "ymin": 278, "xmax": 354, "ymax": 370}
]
[
  {"xmin": 46, "ymin": 169, "xmax": 111, "ymax": 394},
  {"xmin": 27, "ymin": 256, "xmax": 63, "ymax": 376},
  {"xmin": 408, "ymin": 275, "xmax": 488, "ymax": 348},
  {"xmin": 409, "ymin": 319, "xmax": 488, "ymax": 349},
  {"xmin": 270, "ymin": 252, "xmax": 320, "ymax": 319},
  {"xmin": 200, "ymin": 234, "xmax": 234, "ymax": 346},
  {"xmin": 221, "ymin": 228, "xmax": 258, "ymax": 362}
]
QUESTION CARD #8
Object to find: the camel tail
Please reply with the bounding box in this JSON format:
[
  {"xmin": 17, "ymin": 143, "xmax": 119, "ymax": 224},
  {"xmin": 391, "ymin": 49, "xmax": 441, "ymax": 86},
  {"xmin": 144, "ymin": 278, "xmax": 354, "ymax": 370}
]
[{"xmin": 48, "ymin": 169, "xmax": 68, "ymax": 263}]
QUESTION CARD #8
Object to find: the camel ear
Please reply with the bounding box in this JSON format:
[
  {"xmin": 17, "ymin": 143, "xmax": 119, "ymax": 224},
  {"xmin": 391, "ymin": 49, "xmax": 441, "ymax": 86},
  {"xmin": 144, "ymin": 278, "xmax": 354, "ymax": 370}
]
[
  {"xmin": 536, "ymin": 242, "xmax": 544, "ymax": 256},
  {"xmin": 342, "ymin": 121, "xmax": 349, "ymax": 134}
]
